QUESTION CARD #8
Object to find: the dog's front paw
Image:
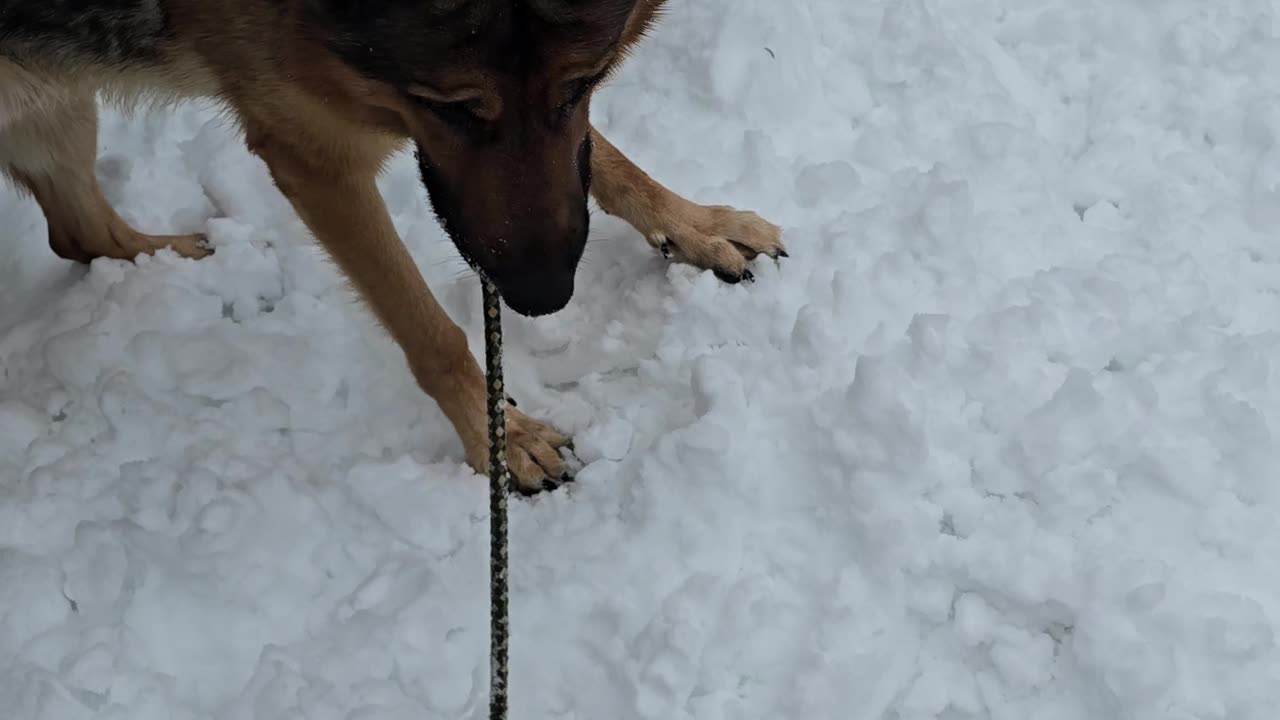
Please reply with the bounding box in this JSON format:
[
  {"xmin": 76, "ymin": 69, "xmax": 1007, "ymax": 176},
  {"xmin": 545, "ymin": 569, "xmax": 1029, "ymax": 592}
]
[
  {"xmin": 647, "ymin": 202, "xmax": 787, "ymax": 283},
  {"xmin": 469, "ymin": 407, "xmax": 573, "ymax": 495}
]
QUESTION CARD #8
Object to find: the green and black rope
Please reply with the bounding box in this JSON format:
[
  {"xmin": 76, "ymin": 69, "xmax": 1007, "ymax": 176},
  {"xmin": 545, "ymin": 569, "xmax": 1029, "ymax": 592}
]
[{"xmin": 482, "ymin": 278, "xmax": 510, "ymax": 720}]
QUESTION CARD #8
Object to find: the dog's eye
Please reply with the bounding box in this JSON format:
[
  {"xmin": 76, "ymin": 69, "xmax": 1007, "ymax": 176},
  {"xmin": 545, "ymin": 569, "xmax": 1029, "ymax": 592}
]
[
  {"xmin": 557, "ymin": 74, "xmax": 604, "ymax": 118},
  {"xmin": 411, "ymin": 95, "xmax": 484, "ymax": 130}
]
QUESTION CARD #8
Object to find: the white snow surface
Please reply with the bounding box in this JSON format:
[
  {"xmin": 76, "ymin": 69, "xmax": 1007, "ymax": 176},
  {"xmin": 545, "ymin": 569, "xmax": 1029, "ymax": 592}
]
[{"xmin": 5, "ymin": 0, "xmax": 1280, "ymax": 718}]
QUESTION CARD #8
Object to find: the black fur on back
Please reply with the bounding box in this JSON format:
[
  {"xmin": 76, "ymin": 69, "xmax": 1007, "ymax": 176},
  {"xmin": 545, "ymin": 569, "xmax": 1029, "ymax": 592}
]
[{"xmin": 0, "ymin": 0, "xmax": 174, "ymax": 70}]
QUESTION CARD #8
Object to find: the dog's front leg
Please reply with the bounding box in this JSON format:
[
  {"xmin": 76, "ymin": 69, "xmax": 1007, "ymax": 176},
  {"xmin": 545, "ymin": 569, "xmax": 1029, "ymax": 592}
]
[
  {"xmin": 588, "ymin": 126, "xmax": 786, "ymax": 283},
  {"xmin": 249, "ymin": 134, "xmax": 569, "ymax": 491}
]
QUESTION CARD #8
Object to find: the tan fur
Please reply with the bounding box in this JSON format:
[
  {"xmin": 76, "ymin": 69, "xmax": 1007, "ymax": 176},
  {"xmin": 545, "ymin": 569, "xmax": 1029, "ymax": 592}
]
[
  {"xmin": 0, "ymin": 0, "xmax": 784, "ymax": 492},
  {"xmin": 590, "ymin": 129, "xmax": 784, "ymax": 280}
]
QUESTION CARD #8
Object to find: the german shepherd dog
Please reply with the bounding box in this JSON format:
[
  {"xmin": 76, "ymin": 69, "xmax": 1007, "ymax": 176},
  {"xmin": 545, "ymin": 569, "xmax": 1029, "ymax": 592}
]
[{"xmin": 0, "ymin": 0, "xmax": 785, "ymax": 492}]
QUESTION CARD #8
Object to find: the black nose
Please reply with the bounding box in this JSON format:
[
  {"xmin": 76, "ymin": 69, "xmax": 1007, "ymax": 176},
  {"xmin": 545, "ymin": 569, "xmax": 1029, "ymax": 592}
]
[{"xmin": 494, "ymin": 266, "xmax": 575, "ymax": 317}]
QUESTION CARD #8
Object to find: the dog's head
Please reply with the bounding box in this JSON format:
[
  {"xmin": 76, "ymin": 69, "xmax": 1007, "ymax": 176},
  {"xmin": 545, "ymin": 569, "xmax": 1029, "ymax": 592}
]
[{"xmin": 308, "ymin": 0, "xmax": 660, "ymax": 317}]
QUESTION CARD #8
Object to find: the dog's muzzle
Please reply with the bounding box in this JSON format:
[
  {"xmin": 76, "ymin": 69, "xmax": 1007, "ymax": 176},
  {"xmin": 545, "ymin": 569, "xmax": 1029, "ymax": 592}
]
[{"xmin": 491, "ymin": 265, "xmax": 576, "ymax": 317}]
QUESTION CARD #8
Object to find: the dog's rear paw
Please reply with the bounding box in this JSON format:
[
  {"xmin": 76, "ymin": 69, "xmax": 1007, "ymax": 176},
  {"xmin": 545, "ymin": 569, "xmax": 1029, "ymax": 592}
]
[
  {"xmin": 648, "ymin": 203, "xmax": 786, "ymax": 283},
  {"xmin": 52, "ymin": 230, "xmax": 212, "ymax": 264}
]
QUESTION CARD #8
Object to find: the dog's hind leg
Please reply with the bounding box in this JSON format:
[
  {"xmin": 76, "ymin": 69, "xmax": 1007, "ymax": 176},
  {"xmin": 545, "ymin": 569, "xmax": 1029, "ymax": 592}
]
[
  {"xmin": 0, "ymin": 90, "xmax": 208, "ymax": 263},
  {"xmin": 588, "ymin": 126, "xmax": 786, "ymax": 283}
]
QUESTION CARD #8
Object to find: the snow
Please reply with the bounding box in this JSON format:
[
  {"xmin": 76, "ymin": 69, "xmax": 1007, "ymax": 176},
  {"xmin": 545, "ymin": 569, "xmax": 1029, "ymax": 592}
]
[{"xmin": 4, "ymin": 0, "xmax": 1280, "ymax": 717}]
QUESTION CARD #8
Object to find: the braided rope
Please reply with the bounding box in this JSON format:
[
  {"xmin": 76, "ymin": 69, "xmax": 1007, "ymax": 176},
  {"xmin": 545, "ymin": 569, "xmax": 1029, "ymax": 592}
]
[{"xmin": 482, "ymin": 279, "xmax": 510, "ymax": 720}]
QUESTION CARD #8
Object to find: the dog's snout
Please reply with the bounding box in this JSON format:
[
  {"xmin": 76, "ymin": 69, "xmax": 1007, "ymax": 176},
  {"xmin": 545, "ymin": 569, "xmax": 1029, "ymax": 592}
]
[
  {"xmin": 494, "ymin": 264, "xmax": 576, "ymax": 317},
  {"xmin": 485, "ymin": 207, "xmax": 587, "ymax": 317}
]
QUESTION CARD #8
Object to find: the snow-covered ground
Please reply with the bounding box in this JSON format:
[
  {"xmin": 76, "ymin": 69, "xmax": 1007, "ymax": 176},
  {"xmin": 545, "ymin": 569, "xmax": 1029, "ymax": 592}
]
[{"xmin": 5, "ymin": 0, "xmax": 1280, "ymax": 717}]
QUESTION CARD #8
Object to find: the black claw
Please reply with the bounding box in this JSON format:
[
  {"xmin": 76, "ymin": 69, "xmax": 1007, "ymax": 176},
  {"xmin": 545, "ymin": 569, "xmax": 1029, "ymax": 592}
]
[
  {"xmin": 659, "ymin": 240, "xmax": 673, "ymax": 259},
  {"xmin": 506, "ymin": 394, "xmax": 518, "ymax": 407},
  {"xmin": 539, "ymin": 472, "xmax": 575, "ymax": 494},
  {"xmin": 777, "ymin": 249, "xmax": 790, "ymax": 258},
  {"xmin": 512, "ymin": 471, "xmax": 576, "ymax": 498},
  {"xmin": 714, "ymin": 269, "xmax": 744, "ymax": 284},
  {"xmin": 743, "ymin": 270, "xmax": 756, "ymax": 283}
]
